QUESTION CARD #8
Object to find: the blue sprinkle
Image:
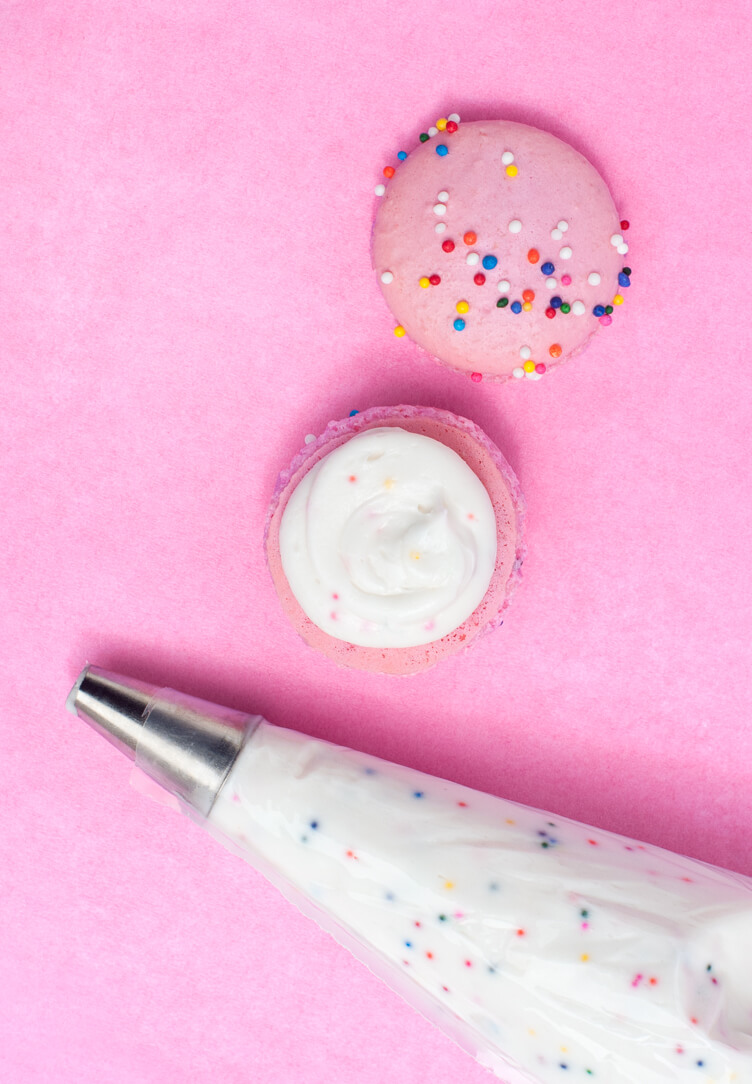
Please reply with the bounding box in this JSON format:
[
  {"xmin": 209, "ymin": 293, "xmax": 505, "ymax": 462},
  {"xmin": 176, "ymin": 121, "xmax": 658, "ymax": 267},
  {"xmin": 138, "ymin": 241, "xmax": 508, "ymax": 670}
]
[
  {"xmin": 618, "ymin": 272, "xmax": 631, "ymax": 288},
  {"xmin": 309, "ymin": 820, "xmax": 319, "ymax": 829},
  {"xmin": 482, "ymin": 254, "xmax": 498, "ymax": 270},
  {"xmin": 404, "ymin": 941, "xmax": 413, "ymax": 948},
  {"xmin": 593, "ymin": 305, "xmax": 606, "ymax": 317},
  {"xmin": 385, "ymin": 892, "xmax": 395, "ymax": 901},
  {"xmin": 453, "ymin": 317, "xmax": 466, "ymax": 330},
  {"xmin": 488, "ymin": 965, "xmax": 496, "ymax": 973},
  {"xmin": 364, "ymin": 767, "xmax": 377, "ymax": 775},
  {"xmin": 397, "ymin": 150, "xmax": 407, "ymax": 161},
  {"xmin": 349, "ymin": 409, "xmax": 359, "ymax": 416},
  {"xmin": 541, "ymin": 261, "xmax": 555, "ymax": 275},
  {"xmin": 551, "ymin": 296, "xmax": 563, "ymax": 309},
  {"xmin": 538, "ymin": 830, "xmax": 548, "ymax": 836},
  {"xmin": 696, "ymin": 1062, "xmax": 704, "ymax": 1068},
  {"xmin": 511, "ymin": 301, "xmax": 522, "ymax": 314},
  {"xmin": 413, "ymin": 791, "xmax": 425, "ymax": 799},
  {"xmin": 436, "ymin": 144, "xmax": 449, "ymax": 157},
  {"xmin": 560, "ymin": 1064, "xmax": 569, "ymax": 1070}
]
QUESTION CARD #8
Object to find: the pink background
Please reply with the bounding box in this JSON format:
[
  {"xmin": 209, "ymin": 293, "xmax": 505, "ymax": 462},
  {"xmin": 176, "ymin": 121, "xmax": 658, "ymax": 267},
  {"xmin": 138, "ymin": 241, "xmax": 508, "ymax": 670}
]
[{"xmin": 2, "ymin": 1, "xmax": 752, "ymax": 1081}]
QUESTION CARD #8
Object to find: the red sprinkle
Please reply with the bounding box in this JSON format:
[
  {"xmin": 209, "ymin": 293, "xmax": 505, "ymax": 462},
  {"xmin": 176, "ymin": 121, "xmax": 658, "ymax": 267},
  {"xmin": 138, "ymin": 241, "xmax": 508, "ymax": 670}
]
[
  {"xmin": 429, "ymin": 274, "xmax": 441, "ymax": 285},
  {"xmin": 457, "ymin": 801, "xmax": 468, "ymax": 807},
  {"xmin": 474, "ymin": 272, "xmax": 486, "ymax": 285},
  {"xmin": 441, "ymin": 239, "xmax": 455, "ymax": 253},
  {"xmin": 426, "ymin": 951, "xmax": 434, "ymax": 959},
  {"xmin": 348, "ymin": 475, "xmax": 357, "ymax": 483},
  {"xmin": 383, "ymin": 166, "xmax": 395, "ymax": 178},
  {"xmin": 446, "ymin": 121, "xmax": 458, "ymax": 133},
  {"xmin": 545, "ymin": 307, "xmax": 556, "ymax": 319},
  {"xmin": 470, "ymin": 372, "xmax": 482, "ymax": 383},
  {"xmin": 465, "ymin": 960, "xmax": 472, "ymax": 967},
  {"xmin": 516, "ymin": 929, "xmax": 526, "ymax": 937},
  {"xmin": 620, "ymin": 219, "xmax": 630, "ymax": 230},
  {"xmin": 535, "ymin": 363, "xmax": 547, "ymax": 374}
]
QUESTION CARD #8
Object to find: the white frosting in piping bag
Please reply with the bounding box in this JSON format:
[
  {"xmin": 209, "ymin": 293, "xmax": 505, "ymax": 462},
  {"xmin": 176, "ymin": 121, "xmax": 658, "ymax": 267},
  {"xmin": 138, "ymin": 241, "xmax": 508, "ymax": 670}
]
[
  {"xmin": 278, "ymin": 427, "xmax": 497, "ymax": 648},
  {"xmin": 209, "ymin": 722, "xmax": 752, "ymax": 1084}
]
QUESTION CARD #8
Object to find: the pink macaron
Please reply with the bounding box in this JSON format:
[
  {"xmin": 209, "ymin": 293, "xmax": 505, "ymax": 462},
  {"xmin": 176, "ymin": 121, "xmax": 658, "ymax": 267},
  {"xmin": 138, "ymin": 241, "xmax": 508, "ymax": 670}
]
[
  {"xmin": 265, "ymin": 405, "xmax": 525, "ymax": 675},
  {"xmin": 372, "ymin": 116, "xmax": 631, "ymax": 383}
]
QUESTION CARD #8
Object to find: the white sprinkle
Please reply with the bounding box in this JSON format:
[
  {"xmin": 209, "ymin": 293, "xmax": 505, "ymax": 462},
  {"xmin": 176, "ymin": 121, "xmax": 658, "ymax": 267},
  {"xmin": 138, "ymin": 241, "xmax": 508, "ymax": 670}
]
[
  {"xmin": 508, "ymin": 219, "xmax": 522, "ymax": 234},
  {"xmin": 497, "ymin": 279, "xmax": 510, "ymax": 293},
  {"xmin": 374, "ymin": 184, "xmax": 386, "ymax": 197},
  {"xmin": 587, "ymin": 272, "xmax": 601, "ymax": 286},
  {"xmin": 433, "ymin": 203, "xmax": 446, "ymax": 216},
  {"xmin": 526, "ymin": 371, "xmax": 543, "ymax": 381},
  {"xmin": 551, "ymin": 228, "xmax": 563, "ymax": 241},
  {"xmin": 466, "ymin": 252, "xmax": 480, "ymax": 266},
  {"xmin": 559, "ymin": 246, "xmax": 573, "ymax": 260},
  {"xmin": 435, "ymin": 222, "xmax": 447, "ymax": 234},
  {"xmin": 304, "ymin": 434, "xmax": 316, "ymax": 444},
  {"xmin": 519, "ymin": 346, "xmax": 531, "ymax": 360},
  {"xmin": 545, "ymin": 277, "xmax": 557, "ymax": 289},
  {"xmin": 380, "ymin": 271, "xmax": 394, "ymax": 284},
  {"xmin": 617, "ymin": 242, "xmax": 629, "ymax": 255},
  {"xmin": 501, "ymin": 151, "xmax": 515, "ymax": 166},
  {"xmin": 428, "ymin": 126, "xmax": 438, "ymax": 137},
  {"xmin": 557, "ymin": 220, "xmax": 569, "ymax": 232},
  {"xmin": 572, "ymin": 300, "xmax": 586, "ymax": 315},
  {"xmin": 512, "ymin": 367, "xmax": 525, "ymax": 379},
  {"xmin": 448, "ymin": 113, "xmax": 460, "ymax": 123},
  {"xmin": 437, "ymin": 191, "xmax": 449, "ymax": 202},
  {"xmin": 610, "ymin": 233, "xmax": 623, "ymax": 247}
]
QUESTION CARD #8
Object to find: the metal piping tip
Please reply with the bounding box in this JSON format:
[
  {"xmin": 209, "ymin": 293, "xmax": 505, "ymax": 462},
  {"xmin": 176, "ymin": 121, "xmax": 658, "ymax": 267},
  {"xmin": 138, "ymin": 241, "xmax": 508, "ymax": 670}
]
[{"xmin": 67, "ymin": 665, "xmax": 258, "ymax": 817}]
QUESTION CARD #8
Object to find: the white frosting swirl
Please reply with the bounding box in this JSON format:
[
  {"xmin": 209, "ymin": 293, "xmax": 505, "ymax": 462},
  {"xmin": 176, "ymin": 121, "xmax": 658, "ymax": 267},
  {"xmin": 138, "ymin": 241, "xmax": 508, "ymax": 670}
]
[{"xmin": 278, "ymin": 427, "xmax": 497, "ymax": 648}]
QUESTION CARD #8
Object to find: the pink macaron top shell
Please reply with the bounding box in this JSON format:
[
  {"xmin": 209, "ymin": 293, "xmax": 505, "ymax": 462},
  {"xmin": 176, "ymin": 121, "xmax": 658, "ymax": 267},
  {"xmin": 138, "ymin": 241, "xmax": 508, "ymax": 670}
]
[
  {"xmin": 264, "ymin": 405, "xmax": 525, "ymax": 675},
  {"xmin": 372, "ymin": 120, "xmax": 626, "ymax": 381}
]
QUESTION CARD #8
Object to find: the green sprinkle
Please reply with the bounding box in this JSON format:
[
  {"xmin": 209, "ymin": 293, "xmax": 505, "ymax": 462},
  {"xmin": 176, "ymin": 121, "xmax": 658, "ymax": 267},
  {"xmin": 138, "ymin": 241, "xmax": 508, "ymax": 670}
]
[
  {"xmin": 496, "ymin": 297, "xmax": 509, "ymax": 308},
  {"xmin": 622, "ymin": 266, "xmax": 632, "ymax": 276},
  {"xmin": 605, "ymin": 305, "xmax": 613, "ymax": 314},
  {"xmin": 560, "ymin": 302, "xmax": 571, "ymax": 314},
  {"xmin": 419, "ymin": 133, "xmax": 430, "ymax": 143}
]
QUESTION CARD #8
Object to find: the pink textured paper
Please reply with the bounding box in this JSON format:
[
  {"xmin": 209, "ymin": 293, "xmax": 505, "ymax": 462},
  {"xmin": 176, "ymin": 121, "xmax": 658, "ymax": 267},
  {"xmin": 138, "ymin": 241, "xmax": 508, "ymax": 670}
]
[{"xmin": 1, "ymin": 2, "xmax": 751, "ymax": 1082}]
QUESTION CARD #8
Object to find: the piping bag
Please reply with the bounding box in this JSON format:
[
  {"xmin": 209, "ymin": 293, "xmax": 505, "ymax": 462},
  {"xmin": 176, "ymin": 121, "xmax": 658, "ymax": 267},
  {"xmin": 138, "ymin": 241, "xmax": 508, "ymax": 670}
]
[{"xmin": 67, "ymin": 665, "xmax": 752, "ymax": 1083}]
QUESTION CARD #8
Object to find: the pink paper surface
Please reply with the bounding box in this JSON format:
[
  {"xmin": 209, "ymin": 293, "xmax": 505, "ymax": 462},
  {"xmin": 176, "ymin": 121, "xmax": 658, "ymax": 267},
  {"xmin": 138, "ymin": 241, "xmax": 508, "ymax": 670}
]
[{"xmin": 2, "ymin": 1, "xmax": 751, "ymax": 1081}]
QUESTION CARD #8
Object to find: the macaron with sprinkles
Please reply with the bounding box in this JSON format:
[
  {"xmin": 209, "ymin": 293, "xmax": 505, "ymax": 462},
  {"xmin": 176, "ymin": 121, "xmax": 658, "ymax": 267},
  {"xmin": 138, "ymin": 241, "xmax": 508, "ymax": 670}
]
[{"xmin": 372, "ymin": 116, "xmax": 631, "ymax": 383}]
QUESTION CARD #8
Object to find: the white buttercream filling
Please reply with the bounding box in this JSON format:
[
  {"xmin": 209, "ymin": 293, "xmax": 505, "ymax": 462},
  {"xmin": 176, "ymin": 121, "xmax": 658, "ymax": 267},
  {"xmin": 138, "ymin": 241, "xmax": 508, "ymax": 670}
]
[{"xmin": 278, "ymin": 427, "xmax": 497, "ymax": 648}]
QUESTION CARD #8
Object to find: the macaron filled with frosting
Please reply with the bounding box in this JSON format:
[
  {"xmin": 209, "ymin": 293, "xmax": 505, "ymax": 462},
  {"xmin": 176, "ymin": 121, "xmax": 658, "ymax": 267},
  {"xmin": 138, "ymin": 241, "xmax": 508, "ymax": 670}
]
[
  {"xmin": 372, "ymin": 115, "xmax": 632, "ymax": 383},
  {"xmin": 265, "ymin": 405, "xmax": 525, "ymax": 675}
]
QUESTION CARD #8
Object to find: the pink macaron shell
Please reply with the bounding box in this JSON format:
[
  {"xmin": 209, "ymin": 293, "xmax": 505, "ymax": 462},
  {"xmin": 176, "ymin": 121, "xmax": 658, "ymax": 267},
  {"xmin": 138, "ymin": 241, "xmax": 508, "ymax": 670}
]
[
  {"xmin": 372, "ymin": 120, "xmax": 626, "ymax": 382},
  {"xmin": 264, "ymin": 405, "xmax": 525, "ymax": 675}
]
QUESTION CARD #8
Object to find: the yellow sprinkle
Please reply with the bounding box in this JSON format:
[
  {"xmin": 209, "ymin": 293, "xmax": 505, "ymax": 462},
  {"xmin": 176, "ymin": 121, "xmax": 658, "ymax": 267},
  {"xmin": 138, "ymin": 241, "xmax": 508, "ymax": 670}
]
[
  {"xmin": 383, "ymin": 477, "xmax": 395, "ymax": 490},
  {"xmin": 394, "ymin": 325, "xmax": 406, "ymax": 337},
  {"xmin": 560, "ymin": 1047, "xmax": 568, "ymax": 1054},
  {"xmin": 522, "ymin": 301, "xmax": 532, "ymax": 312},
  {"xmin": 506, "ymin": 164, "xmax": 518, "ymax": 177},
  {"xmin": 528, "ymin": 1029, "xmax": 536, "ymax": 1037},
  {"xmin": 443, "ymin": 880, "xmax": 454, "ymax": 890},
  {"xmin": 436, "ymin": 117, "xmax": 448, "ymax": 131},
  {"xmin": 506, "ymin": 818, "xmax": 516, "ymax": 825},
  {"xmin": 410, "ymin": 550, "xmax": 421, "ymax": 561},
  {"xmin": 523, "ymin": 360, "xmax": 535, "ymax": 373},
  {"xmin": 419, "ymin": 276, "xmax": 430, "ymax": 288},
  {"xmin": 456, "ymin": 300, "xmax": 469, "ymax": 314},
  {"xmin": 581, "ymin": 953, "xmax": 590, "ymax": 962},
  {"xmin": 613, "ymin": 294, "xmax": 624, "ymax": 305}
]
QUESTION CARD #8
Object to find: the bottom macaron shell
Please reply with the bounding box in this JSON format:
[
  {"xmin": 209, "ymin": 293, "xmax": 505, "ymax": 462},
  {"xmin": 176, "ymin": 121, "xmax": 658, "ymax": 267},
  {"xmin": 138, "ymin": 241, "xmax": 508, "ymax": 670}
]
[{"xmin": 264, "ymin": 405, "xmax": 526, "ymax": 675}]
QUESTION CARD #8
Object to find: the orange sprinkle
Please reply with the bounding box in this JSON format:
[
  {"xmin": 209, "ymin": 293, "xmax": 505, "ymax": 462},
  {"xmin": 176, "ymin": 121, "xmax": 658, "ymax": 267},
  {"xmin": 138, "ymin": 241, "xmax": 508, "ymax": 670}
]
[
  {"xmin": 426, "ymin": 951, "xmax": 434, "ymax": 959},
  {"xmin": 383, "ymin": 166, "xmax": 395, "ymax": 178},
  {"xmin": 522, "ymin": 289, "xmax": 535, "ymax": 303},
  {"xmin": 527, "ymin": 248, "xmax": 540, "ymax": 264},
  {"xmin": 516, "ymin": 928, "xmax": 526, "ymax": 937},
  {"xmin": 463, "ymin": 230, "xmax": 477, "ymax": 245},
  {"xmin": 649, "ymin": 977, "xmax": 659, "ymax": 986},
  {"xmin": 549, "ymin": 343, "xmax": 563, "ymax": 358},
  {"xmin": 348, "ymin": 475, "xmax": 357, "ymax": 482}
]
